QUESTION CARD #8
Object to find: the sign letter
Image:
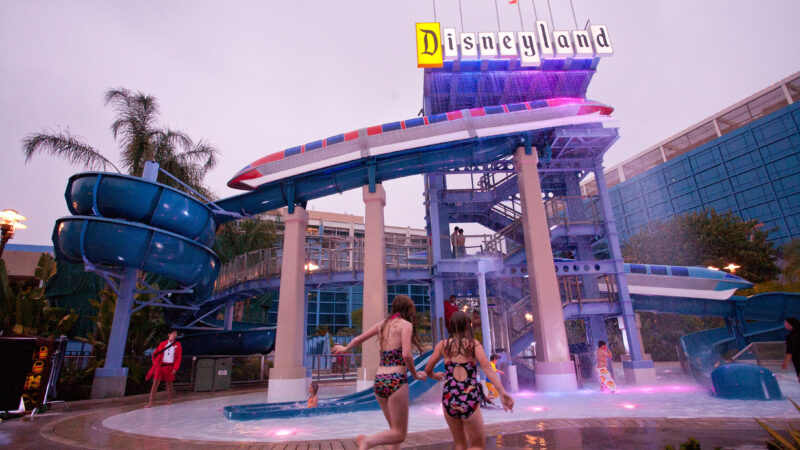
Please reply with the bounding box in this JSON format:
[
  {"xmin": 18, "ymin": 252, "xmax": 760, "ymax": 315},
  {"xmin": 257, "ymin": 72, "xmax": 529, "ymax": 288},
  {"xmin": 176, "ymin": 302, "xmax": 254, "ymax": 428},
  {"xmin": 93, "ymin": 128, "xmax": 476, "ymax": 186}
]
[{"xmin": 416, "ymin": 22, "xmax": 443, "ymax": 68}]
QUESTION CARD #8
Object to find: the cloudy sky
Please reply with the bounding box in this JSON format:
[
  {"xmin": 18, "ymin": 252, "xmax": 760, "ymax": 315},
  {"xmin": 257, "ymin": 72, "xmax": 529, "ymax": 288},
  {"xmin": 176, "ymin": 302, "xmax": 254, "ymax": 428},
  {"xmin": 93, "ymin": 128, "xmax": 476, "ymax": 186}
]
[{"xmin": 2, "ymin": 0, "xmax": 799, "ymax": 245}]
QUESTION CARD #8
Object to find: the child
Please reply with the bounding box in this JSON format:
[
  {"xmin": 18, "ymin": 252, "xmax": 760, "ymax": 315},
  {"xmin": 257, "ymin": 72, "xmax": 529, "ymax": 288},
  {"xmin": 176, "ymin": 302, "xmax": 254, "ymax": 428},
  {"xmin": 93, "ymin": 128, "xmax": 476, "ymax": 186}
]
[
  {"xmin": 485, "ymin": 353, "xmax": 505, "ymax": 401},
  {"xmin": 332, "ymin": 295, "xmax": 427, "ymax": 449},
  {"xmin": 425, "ymin": 312, "xmax": 514, "ymax": 449},
  {"xmin": 596, "ymin": 340, "xmax": 616, "ymax": 393},
  {"xmin": 307, "ymin": 382, "xmax": 319, "ymax": 408}
]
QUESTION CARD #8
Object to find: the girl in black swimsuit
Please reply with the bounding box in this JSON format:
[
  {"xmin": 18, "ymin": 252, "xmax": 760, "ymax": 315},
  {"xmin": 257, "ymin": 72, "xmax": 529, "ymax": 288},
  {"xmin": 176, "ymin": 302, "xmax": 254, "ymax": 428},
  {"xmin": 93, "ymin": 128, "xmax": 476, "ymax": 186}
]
[
  {"xmin": 425, "ymin": 312, "xmax": 514, "ymax": 449},
  {"xmin": 332, "ymin": 295, "xmax": 426, "ymax": 449}
]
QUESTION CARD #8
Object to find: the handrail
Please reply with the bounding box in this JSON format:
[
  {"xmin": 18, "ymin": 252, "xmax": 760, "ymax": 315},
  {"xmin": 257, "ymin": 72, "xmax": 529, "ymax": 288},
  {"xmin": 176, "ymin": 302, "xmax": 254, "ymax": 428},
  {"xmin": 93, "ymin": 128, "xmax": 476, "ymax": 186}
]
[{"xmin": 728, "ymin": 341, "xmax": 784, "ymax": 364}]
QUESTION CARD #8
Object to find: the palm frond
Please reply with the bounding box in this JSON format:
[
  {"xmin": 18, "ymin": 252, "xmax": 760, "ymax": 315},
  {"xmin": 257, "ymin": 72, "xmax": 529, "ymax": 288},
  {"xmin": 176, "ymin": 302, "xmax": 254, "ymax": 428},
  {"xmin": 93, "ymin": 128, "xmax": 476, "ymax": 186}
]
[{"xmin": 22, "ymin": 129, "xmax": 120, "ymax": 172}]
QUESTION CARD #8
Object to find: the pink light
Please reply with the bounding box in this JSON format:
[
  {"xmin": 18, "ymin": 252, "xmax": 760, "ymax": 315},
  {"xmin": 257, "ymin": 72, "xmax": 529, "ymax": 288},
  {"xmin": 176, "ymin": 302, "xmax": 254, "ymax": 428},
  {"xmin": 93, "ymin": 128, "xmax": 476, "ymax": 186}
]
[
  {"xmin": 527, "ymin": 406, "xmax": 548, "ymax": 412},
  {"xmin": 272, "ymin": 428, "xmax": 298, "ymax": 438},
  {"xmin": 516, "ymin": 390, "xmax": 536, "ymax": 398},
  {"xmin": 617, "ymin": 403, "xmax": 639, "ymax": 410}
]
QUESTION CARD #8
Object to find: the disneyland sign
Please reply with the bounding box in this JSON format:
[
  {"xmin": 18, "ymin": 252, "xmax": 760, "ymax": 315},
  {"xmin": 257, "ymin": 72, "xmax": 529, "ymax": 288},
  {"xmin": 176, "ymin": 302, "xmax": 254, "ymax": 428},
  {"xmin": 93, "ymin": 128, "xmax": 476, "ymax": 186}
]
[{"xmin": 416, "ymin": 21, "xmax": 613, "ymax": 68}]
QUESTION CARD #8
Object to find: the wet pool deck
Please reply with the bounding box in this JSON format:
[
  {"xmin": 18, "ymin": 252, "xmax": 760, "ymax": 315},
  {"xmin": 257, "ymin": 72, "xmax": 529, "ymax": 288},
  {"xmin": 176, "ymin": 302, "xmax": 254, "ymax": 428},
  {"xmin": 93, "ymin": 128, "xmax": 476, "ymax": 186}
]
[{"xmin": 4, "ymin": 365, "xmax": 800, "ymax": 449}]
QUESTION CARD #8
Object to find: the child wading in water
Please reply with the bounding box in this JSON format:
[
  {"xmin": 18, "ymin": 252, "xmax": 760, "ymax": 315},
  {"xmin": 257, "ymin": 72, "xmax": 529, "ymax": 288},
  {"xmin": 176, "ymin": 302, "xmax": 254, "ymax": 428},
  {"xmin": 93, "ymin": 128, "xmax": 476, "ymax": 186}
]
[
  {"xmin": 332, "ymin": 295, "xmax": 427, "ymax": 449},
  {"xmin": 307, "ymin": 382, "xmax": 319, "ymax": 408},
  {"xmin": 425, "ymin": 312, "xmax": 514, "ymax": 449},
  {"xmin": 596, "ymin": 340, "xmax": 616, "ymax": 392},
  {"xmin": 485, "ymin": 353, "xmax": 505, "ymax": 401}
]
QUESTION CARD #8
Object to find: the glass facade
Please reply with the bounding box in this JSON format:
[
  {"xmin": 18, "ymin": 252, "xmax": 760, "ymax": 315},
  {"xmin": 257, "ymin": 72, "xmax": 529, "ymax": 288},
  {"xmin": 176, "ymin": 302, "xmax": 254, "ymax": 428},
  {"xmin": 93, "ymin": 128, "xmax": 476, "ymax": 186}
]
[
  {"xmin": 263, "ymin": 284, "xmax": 430, "ymax": 334},
  {"xmin": 609, "ymin": 101, "xmax": 800, "ymax": 245}
]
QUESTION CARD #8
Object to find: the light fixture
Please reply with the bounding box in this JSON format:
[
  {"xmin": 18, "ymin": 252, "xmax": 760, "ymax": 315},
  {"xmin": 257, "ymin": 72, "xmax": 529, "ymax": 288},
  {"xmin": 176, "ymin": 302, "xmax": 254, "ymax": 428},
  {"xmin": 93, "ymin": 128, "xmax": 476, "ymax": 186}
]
[
  {"xmin": 706, "ymin": 266, "xmax": 719, "ymax": 271},
  {"xmin": 723, "ymin": 263, "xmax": 740, "ymax": 273},
  {"xmin": 0, "ymin": 209, "xmax": 27, "ymax": 258},
  {"xmin": 304, "ymin": 262, "xmax": 319, "ymax": 271}
]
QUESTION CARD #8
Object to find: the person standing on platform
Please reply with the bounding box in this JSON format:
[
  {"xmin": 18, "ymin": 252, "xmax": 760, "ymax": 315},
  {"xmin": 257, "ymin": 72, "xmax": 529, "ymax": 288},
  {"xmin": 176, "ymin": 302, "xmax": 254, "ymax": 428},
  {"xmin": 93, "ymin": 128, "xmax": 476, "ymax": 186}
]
[
  {"xmin": 444, "ymin": 295, "xmax": 458, "ymax": 334},
  {"xmin": 450, "ymin": 228, "xmax": 456, "ymax": 257},
  {"xmin": 456, "ymin": 228, "xmax": 466, "ymax": 257},
  {"xmin": 781, "ymin": 317, "xmax": 800, "ymax": 383},
  {"xmin": 596, "ymin": 340, "xmax": 616, "ymax": 393},
  {"xmin": 145, "ymin": 329, "xmax": 182, "ymax": 407}
]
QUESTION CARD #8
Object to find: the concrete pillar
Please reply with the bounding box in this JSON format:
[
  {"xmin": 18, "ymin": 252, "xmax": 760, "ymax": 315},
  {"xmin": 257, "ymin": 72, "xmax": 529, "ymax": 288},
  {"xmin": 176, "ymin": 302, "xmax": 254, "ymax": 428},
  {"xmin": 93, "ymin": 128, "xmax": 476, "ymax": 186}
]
[
  {"xmin": 593, "ymin": 159, "xmax": 656, "ymax": 385},
  {"xmin": 91, "ymin": 161, "xmax": 160, "ymax": 399},
  {"xmin": 224, "ymin": 301, "xmax": 234, "ymax": 330},
  {"xmin": 358, "ymin": 184, "xmax": 387, "ymax": 391},
  {"xmin": 513, "ymin": 147, "xmax": 577, "ymax": 391},
  {"xmin": 267, "ymin": 206, "xmax": 309, "ymax": 403}
]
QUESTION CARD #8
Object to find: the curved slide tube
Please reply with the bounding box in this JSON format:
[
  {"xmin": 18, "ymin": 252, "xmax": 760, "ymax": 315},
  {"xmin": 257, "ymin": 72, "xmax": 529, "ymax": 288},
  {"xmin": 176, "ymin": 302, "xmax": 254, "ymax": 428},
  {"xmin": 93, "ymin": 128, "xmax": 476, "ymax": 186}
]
[
  {"xmin": 53, "ymin": 216, "xmax": 219, "ymax": 301},
  {"xmin": 224, "ymin": 351, "xmax": 443, "ymax": 420},
  {"xmin": 180, "ymin": 328, "xmax": 276, "ymax": 356},
  {"xmin": 66, "ymin": 172, "xmax": 217, "ymax": 247}
]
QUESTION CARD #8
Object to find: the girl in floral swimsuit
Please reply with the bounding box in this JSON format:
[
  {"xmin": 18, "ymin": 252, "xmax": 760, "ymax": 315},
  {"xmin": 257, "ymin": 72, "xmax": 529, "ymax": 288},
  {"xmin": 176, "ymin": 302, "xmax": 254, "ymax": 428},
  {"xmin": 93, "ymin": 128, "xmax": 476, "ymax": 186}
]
[
  {"xmin": 425, "ymin": 311, "xmax": 514, "ymax": 449},
  {"xmin": 332, "ymin": 295, "xmax": 426, "ymax": 449}
]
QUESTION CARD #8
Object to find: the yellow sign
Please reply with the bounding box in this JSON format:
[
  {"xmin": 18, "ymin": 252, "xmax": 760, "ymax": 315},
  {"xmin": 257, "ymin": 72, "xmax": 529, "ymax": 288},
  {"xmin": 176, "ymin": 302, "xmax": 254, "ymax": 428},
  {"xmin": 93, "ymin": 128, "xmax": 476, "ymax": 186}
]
[{"xmin": 416, "ymin": 22, "xmax": 443, "ymax": 68}]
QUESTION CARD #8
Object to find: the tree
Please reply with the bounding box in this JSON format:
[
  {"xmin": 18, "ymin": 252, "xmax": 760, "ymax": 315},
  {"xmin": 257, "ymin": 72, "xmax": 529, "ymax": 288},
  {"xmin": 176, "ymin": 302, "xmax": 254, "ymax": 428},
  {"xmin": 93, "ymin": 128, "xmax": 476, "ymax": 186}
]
[
  {"xmin": 622, "ymin": 209, "xmax": 780, "ymax": 284},
  {"xmin": 22, "ymin": 87, "xmax": 218, "ymax": 196},
  {"xmin": 213, "ymin": 214, "xmax": 281, "ymax": 265},
  {"xmin": 0, "ymin": 255, "xmax": 78, "ymax": 338},
  {"xmin": 783, "ymin": 238, "xmax": 800, "ymax": 284}
]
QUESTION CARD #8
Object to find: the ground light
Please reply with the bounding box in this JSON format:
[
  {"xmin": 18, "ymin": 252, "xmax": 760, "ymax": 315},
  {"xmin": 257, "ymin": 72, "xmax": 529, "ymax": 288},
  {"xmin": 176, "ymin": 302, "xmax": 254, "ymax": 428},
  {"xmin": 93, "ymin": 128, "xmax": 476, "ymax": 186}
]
[{"xmin": 0, "ymin": 209, "xmax": 27, "ymax": 258}]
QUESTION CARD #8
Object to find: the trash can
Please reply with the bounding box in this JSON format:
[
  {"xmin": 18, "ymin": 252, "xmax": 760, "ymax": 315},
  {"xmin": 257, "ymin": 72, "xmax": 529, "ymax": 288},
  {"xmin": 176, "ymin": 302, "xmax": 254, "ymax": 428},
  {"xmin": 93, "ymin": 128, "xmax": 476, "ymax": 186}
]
[
  {"xmin": 213, "ymin": 357, "xmax": 232, "ymax": 391},
  {"xmin": 194, "ymin": 359, "xmax": 215, "ymax": 392}
]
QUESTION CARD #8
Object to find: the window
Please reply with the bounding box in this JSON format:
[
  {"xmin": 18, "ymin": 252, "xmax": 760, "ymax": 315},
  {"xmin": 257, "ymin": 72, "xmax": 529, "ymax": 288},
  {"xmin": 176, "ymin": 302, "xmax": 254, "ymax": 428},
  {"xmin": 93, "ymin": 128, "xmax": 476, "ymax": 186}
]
[
  {"xmin": 629, "ymin": 264, "xmax": 647, "ymax": 274},
  {"xmin": 650, "ymin": 265, "xmax": 668, "ymax": 276},
  {"xmin": 670, "ymin": 267, "xmax": 689, "ymax": 277}
]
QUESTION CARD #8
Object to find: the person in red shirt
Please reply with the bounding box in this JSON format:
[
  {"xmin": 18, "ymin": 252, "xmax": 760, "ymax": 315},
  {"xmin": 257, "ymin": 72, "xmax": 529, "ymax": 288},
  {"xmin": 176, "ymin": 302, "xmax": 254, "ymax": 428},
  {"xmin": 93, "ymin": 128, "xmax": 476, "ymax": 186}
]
[
  {"xmin": 444, "ymin": 295, "xmax": 458, "ymax": 334},
  {"xmin": 145, "ymin": 329, "xmax": 182, "ymax": 407}
]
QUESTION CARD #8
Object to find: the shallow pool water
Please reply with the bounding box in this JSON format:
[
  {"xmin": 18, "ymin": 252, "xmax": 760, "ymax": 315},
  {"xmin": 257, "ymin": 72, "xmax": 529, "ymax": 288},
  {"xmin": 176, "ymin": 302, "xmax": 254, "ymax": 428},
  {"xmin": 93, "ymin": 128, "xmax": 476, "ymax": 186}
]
[{"xmin": 102, "ymin": 369, "xmax": 800, "ymax": 442}]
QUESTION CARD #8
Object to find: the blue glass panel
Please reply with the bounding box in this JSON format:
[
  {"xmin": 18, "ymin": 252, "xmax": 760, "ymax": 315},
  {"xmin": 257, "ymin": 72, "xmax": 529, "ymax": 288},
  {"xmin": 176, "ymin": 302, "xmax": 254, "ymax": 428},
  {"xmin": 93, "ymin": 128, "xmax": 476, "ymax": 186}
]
[
  {"xmin": 706, "ymin": 195, "xmax": 737, "ymax": 213},
  {"xmin": 672, "ymin": 191, "xmax": 701, "ymax": 211},
  {"xmin": 305, "ymin": 140, "xmax": 324, "ymax": 151},
  {"xmin": 779, "ymin": 193, "xmax": 800, "ymax": 214},
  {"xmin": 670, "ymin": 266, "xmax": 689, "ymax": 277},
  {"xmin": 382, "ymin": 122, "xmax": 402, "ymax": 132},
  {"xmin": 644, "ymin": 188, "xmax": 669, "ymax": 205},
  {"xmin": 740, "ymin": 202, "xmax": 778, "ymax": 221},
  {"xmin": 698, "ymin": 181, "xmax": 729, "ymax": 202},
  {"xmin": 664, "ymin": 159, "xmax": 692, "ymax": 183},
  {"xmin": 719, "ymin": 133, "xmax": 756, "ymax": 159},
  {"xmin": 735, "ymin": 185, "xmax": 771, "ymax": 207},
  {"xmin": 620, "ymin": 182, "xmax": 641, "ymax": 200},
  {"xmin": 285, "ymin": 146, "xmax": 302, "ymax": 156},
  {"xmin": 689, "ymin": 146, "xmax": 722, "ymax": 171},
  {"xmin": 428, "ymin": 113, "xmax": 448, "ymax": 123},
  {"xmin": 766, "ymin": 154, "xmax": 800, "ymax": 179},
  {"xmin": 650, "ymin": 265, "xmax": 668, "ymax": 275},
  {"xmin": 773, "ymin": 174, "xmax": 800, "ymax": 197},
  {"xmin": 622, "ymin": 197, "xmax": 643, "ymax": 214},
  {"xmin": 760, "ymin": 135, "xmax": 799, "ymax": 163},
  {"xmin": 610, "ymin": 189, "xmax": 622, "ymax": 206},
  {"xmin": 640, "ymin": 171, "xmax": 666, "ymax": 191},
  {"xmin": 725, "ymin": 152, "xmax": 761, "ymax": 176},
  {"xmin": 484, "ymin": 105, "xmax": 505, "ymax": 115},
  {"xmin": 326, "ymin": 134, "xmax": 345, "ymax": 146},
  {"xmin": 729, "ymin": 167, "xmax": 767, "ymax": 192},
  {"xmin": 649, "ymin": 201, "xmax": 673, "ymax": 219},
  {"xmin": 626, "ymin": 210, "xmax": 648, "ymax": 227},
  {"xmin": 694, "ymin": 165, "xmax": 727, "ymax": 187},
  {"xmin": 405, "ymin": 117, "xmax": 425, "ymax": 128},
  {"xmin": 668, "ymin": 179, "xmax": 696, "ymax": 197},
  {"xmin": 753, "ymin": 116, "xmax": 794, "ymax": 143}
]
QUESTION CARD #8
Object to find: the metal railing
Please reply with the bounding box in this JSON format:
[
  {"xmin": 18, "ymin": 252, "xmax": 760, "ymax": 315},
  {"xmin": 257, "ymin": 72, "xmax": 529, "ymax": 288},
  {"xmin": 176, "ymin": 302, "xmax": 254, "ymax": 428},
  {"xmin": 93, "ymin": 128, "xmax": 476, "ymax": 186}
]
[
  {"xmin": 728, "ymin": 341, "xmax": 785, "ymax": 366},
  {"xmin": 310, "ymin": 353, "xmax": 361, "ymax": 384},
  {"xmin": 215, "ymin": 236, "xmax": 430, "ymax": 292}
]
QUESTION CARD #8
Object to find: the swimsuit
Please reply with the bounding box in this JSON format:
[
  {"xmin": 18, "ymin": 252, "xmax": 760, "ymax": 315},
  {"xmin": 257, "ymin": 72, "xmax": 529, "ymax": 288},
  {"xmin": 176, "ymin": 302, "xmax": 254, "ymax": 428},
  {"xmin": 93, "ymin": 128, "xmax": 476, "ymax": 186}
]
[
  {"xmin": 373, "ymin": 315, "xmax": 409, "ymax": 398},
  {"xmin": 442, "ymin": 360, "xmax": 481, "ymax": 418}
]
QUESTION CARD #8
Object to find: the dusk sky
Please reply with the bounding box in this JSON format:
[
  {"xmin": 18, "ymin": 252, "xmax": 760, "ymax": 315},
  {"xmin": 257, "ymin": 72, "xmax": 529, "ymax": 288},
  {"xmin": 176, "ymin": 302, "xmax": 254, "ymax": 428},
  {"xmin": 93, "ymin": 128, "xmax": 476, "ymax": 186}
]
[{"xmin": 2, "ymin": 1, "xmax": 799, "ymax": 245}]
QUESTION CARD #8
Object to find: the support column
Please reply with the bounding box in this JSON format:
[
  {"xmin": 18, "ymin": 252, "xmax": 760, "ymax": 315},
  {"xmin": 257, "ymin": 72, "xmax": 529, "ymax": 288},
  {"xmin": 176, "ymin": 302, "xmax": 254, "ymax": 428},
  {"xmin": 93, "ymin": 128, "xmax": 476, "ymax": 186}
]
[
  {"xmin": 426, "ymin": 174, "xmax": 449, "ymax": 342},
  {"xmin": 587, "ymin": 315, "xmax": 609, "ymax": 349},
  {"xmin": 267, "ymin": 206, "xmax": 309, "ymax": 403},
  {"xmin": 514, "ymin": 147, "xmax": 577, "ymax": 391},
  {"xmin": 477, "ymin": 272, "xmax": 491, "ymax": 355},
  {"xmin": 564, "ymin": 173, "xmax": 600, "ymax": 299},
  {"xmin": 91, "ymin": 161, "xmax": 159, "ymax": 399},
  {"xmin": 358, "ymin": 184, "xmax": 387, "ymax": 391},
  {"xmin": 593, "ymin": 159, "xmax": 656, "ymax": 385},
  {"xmin": 224, "ymin": 301, "xmax": 234, "ymax": 331}
]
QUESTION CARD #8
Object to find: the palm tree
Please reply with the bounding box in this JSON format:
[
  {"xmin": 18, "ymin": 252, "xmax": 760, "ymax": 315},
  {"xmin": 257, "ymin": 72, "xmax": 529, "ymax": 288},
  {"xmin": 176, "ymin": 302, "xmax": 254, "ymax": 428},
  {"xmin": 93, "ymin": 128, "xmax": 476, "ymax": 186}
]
[{"xmin": 22, "ymin": 87, "xmax": 218, "ymax": 197}]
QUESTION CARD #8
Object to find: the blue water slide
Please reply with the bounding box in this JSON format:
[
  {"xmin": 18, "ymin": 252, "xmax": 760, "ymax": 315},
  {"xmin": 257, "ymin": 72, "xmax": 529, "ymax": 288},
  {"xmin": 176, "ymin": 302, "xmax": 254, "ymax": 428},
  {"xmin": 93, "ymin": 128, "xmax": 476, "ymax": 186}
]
[
  {"xmin": 679, "ymin": 292, "xmax": 800, "ymax": 386},
  {"xmin": 179, "ymin": 328, "xmax": 276, "ymax": 355},
  {"xmin": 224, "ymin": 351, "xmax": 443, "ymax": 420},
  {"xmin": 53, "ymin": 216, "xmax": 219, "ymax": 301},
  {"xmin": 66, "ymin": 172, "xmax": 216, "ymax": 247}
]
